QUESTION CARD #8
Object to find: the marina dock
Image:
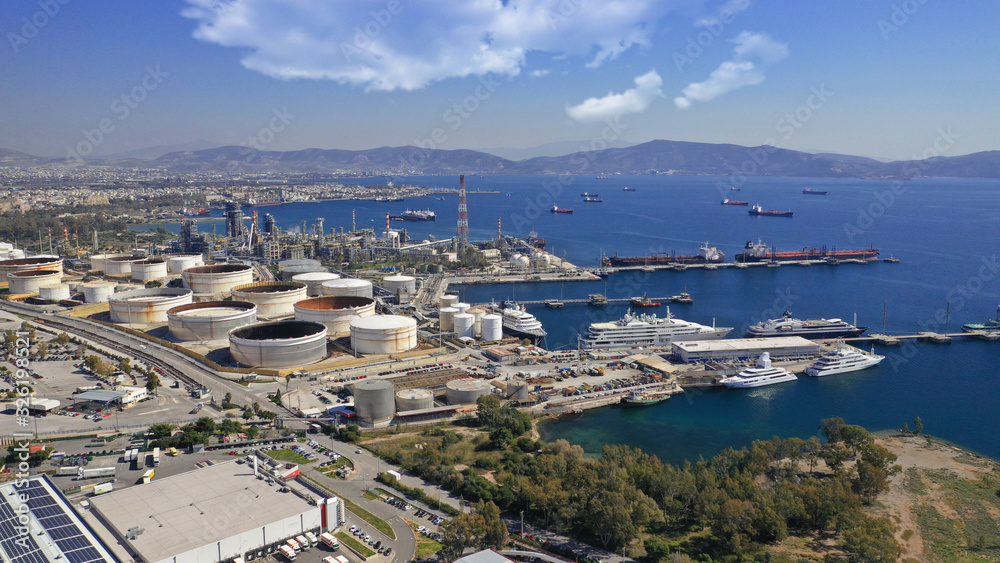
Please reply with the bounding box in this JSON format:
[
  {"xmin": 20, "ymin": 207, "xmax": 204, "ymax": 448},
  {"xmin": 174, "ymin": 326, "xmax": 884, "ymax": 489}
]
[{"xmin": 846, "ymin": 331, "xmax": 1000, "ymax": 344}]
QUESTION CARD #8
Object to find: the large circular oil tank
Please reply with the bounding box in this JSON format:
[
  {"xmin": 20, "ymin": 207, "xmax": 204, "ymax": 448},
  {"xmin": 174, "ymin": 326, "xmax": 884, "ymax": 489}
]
[
  {"xmin": 350, "ymin": 315, "xmax": 417, "ymax": 355},
  {"xmin": 395, "ymin": 388, "xmax": 434, "ymax": 412},
  {"xmin": 166, "ymin": 254, "xmax": 205, "ymax": 274},
  {"xmin": 294, "ymin": 296, "xmax": 376, "ymax": 334},
  {"xmin": 439, "ymin": 307, "xmax": 458, "ymax": 332},
  {"xmin": 104, "ymin": 255, "xmax": 144, "ymax": 276},
  {"xmin": 352, "ymin": 378, "xmax": 395, "ymax": 422},
  {"xmin": 382, "ymin": 274, "xmax": 416, "ymax": 295},
  {"xmin": 291, "ymin": 271, "xmax": 341, "ymax": 297},
  {"xmin": 507, "ymin": 381, "xmax": 531, "ymax": 401},
  {"xmin": 446, "ymin": 379, "xmax": 493, "ymax": 405},
  {"xmin": 231, "ymin": 282, "xmax": 308, "ymax": 319},
  {"xmin": 89, "ymin": 253, "xmax": 129, "ymax": 273},
  {"xmin": 440, "ymin": 294, "xmax": 458, "ymax": 309},
  {"xmin": 278, "ymin": 258, "xmax": 321, "ymax": 271},
  {"xmin": 108, "ymin": 287, "xmax": 193, "ymax": 324},
  {"xmin": 481, "ymin": 314, "xmax": 503, "ymax": 341},
  {"xmin": 281, "ymin": 264, "xmax": 326, "ymax": 280},
  {"xmin": 0, "ymin": 256, "xmax": 62, "ymax": 283},
  {"xmin": 182, "ymin": 264, "xmax": 254, "ymax": 295},
  {"xmin": 322, "ymin": 278, "xmax": 373, "ymax": 299},
  {"xmin": 38, "ymin": 283, "xmax": 70, "ymax": 302},
  {"xmin": 453, "ymin": 313, "xmax": 474, "ymax": 339},
  {"xmin": 130, "ymin": 258, "xmax": 168, "ymax": 282},
  {"xmin": 168, "ymin": 301, "xmax": 257, "ymax": 341},
  {"xmin": 8, "ymin": 269, "xmax": 62, "ymax": 294},
  {"xmin": 82, "ymin": 281, "xmax": 117, "ymax": 303},
  {"xmin": 229, "ymin": 320, "xmax": 328, "ymax": 368}
]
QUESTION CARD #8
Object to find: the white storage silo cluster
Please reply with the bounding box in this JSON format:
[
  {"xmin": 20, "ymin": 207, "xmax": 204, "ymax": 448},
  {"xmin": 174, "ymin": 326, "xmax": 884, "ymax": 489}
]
[
  {"xmin": 167, "ymin": 301, "xmax": 257, "ymax": 342},
  {"xmin": 89, "ymin": 253, "xmax": 129, "ymax": 273},
  {"xmin": 349, "ymin": 315, "xmax": 417, "ymax": 355},
  {"xmin": 382, "ymin": 274, "xmax": 416, "ymax": 295},
  {"xmin": 38, "ymin": 284, "xmax": 70, "ymax": 302},
  {"xmin": 440, "ymin": 294, "xmax": 458, "ymax": 309},
  {"xmin": 467, "ymin": 307, "xmax": 486, "ymax": 337},
  {"xmin": 166, "ymin": 254, "xmax": 204, "ymax": 274},
  {"xmin": 104, "ymin": 256, "xmax": 144, "ymax": 277},
  {"xmin": 0, "ymin": 256, "xmax": 62, "ymax": 283},
  {"xmin": 82, "ymin": 281, "xmax": 117, "ymax": 303},
  {"xmin": 182, "ymin": 264, "xmax": 254, "ymax": 295},
  {"xmin": 108, "ymin": 287, "xmax": 194, "ymax": 324}
]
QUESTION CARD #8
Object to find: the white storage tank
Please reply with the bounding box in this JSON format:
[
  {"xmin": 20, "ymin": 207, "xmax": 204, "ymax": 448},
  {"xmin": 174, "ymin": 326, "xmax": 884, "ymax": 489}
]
[
  {"xmin": 292, "ymin": 271, "xmax": 341, "ymax": 297},
  {"xmin": 321, "ymin": 278, "xmax": 374, "ymax": 299},
  {"xmin": 39, "ymin": 283, "xmax": 71, "ymax": 302},
  {"xmin": 446, "ymin": 379, "xmax": 493, "ymax": 405},
  {"xmin": 467, "ymin": 307, "xmax": 486, "ymax": 337},
  {"xmin": 350, "ymin": 315, "xmax": 417, "ymax": 355},
  {"xmin": 109, "ymin": 287, "xmax": 194, "ymax": 324},
  {"xmin": 231, "ymin": 282, "xmax": 308, "ymax": 319},
  {"xmin": 352, "ymin": 378, "xmax": 396, "ymax": 423},
  {"xmin": 278, "ymin": 258, "xmax": 321, "ymax": 271},
  {"xmin": 511, "ymin": 254, "xmax": 530, "ymax": 268},
  {"xmin": 382, "ymin": 274, "xmax": 416, "ymax": 295},
  {"xmin": 166, "ymin": 254, "xmax": 204, "ymax": 274},
  {"xmin": 455, "ymin": 302, "xmax": 470, "ymax": 315},
  {"xmin": 182, "ymin": 264, "xmax": 254, "ymax": 295},
  {"xmin": 8, "ymin": 269, "xmax": 62, "ymax": 294},
  {"xmin": 130, "ymin": 258, "xmax": 168, "ymax": 282},
  {"xmin": 481, "ymin": 314, "xmax": 503, "ymax": 341},
  {"xmin": 453, "ymin": 313, "xmax": 474, "ymax": 339},
  {"xmin": 104, "ymin": 256, "xmax": 143, "ymax": 276},
  {"xmin": 395, "ymin": 388, "xmax": 434, "ymax": 412},
  {"xmin": 82, "ymin": 282, "xmax": 117, "ymax": 303},
  {"xmin": 89, "ymin": 253, "xmax": 129, "ymax": 273},
  {"xmin": 229, "ymin": 320, "xmax": 328, "ymax": 368},
  {"xmin": 0, "ymin": 256, "xmax": 63, "ymax": 283},
  {"xmin": 281, "ymin": 264, "xmax": 326, "ymax": 280},
  {"xmin": 168, "ymin": 301, "xmax": 257, "ymax": 341},
  {"xmin": 439, "ymin": 307, "xmax": 458, "ymax": 332},
  {"xmin": 294, "ymin": 296, "xmax": 376, "ymax": 334},
  {"xmin": 440, "ymin": 294, "xmax": 459, "ymax": 309}
]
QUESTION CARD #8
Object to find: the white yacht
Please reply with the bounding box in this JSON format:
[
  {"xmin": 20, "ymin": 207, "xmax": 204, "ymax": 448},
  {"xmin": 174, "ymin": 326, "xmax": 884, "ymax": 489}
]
[
  {"xmin": 805, "ymin": 343, "xmax": 884, "ymax": 377},
  {"xmin": 490, "ymin": 301, "xmax": 546, "ymax": 342},
  {"xmin": 720, "ymin": 353, "xmax": 797, "ymax": 388},
  {"xmin": 579, "ymin": 308, "xmax": 732, "ymax": 350}
]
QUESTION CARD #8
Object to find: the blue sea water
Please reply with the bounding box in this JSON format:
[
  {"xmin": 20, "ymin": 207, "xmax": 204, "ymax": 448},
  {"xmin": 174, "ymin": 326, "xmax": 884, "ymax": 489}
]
[{"xmin": 135, "ymin": 175, "xmax": 1000, "ymax": 463}]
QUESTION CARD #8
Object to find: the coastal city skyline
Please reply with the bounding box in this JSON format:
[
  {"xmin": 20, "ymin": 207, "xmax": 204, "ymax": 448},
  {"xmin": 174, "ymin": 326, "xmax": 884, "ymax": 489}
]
[{"xmin": 2, "ymin": 0, "xmax": 997, "ymax": 161}]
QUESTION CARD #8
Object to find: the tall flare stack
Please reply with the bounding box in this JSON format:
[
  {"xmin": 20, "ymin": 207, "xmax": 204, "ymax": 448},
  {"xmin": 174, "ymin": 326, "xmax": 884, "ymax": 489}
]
[{"xmin": 456, "ymin": 174, "xmax": 469, "ymax": 249}]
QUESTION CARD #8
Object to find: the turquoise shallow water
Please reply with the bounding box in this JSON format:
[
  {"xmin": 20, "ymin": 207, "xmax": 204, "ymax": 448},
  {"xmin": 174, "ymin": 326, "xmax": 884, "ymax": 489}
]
[{"xmin": 136, "ymin": 174, "xmax": 1000, "ymax": 462}]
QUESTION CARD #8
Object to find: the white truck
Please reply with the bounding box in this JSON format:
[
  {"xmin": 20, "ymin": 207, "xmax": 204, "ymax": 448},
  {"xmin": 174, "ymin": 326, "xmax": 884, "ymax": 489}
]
[
  {"xmin": 303, "ymin": 531, "xmax": 318, "ymax": 547},
  {"xmin": 78, "ymin": 466, "xmax": 116, "ymax": 479},
  {"xmin": 295, "ymin": 535, "xmax": 311, "ymax": 550},
  {"xmin": 319, "ymin": 532, "xmax": 339, "ymax": 550},
  {"xmin": 279, "ymin": 545, "xmax": 297, "ymax": 561}
]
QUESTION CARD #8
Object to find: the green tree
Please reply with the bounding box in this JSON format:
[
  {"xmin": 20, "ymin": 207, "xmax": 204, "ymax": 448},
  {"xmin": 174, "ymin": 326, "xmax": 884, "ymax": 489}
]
[
  {"xmin": 74, "ymin": 344, "xmax": 87, "ymax": 359},
  {"xmin": 146, "ymin": 372, "xmax": 161, "ymax": 394},
  {"xmin": 273, "ymin": 388, "xmax": 283, "ymax": 406},
  {"xmin": 219, "ymin": 419, "xmax": 242, "ymax": 435},
  {"xmin": 901, "ymin": 421, "xmax": 909, "ymax": 434},
  {"xmin": 144, "ymin": 279, "xmax": 162, "ymax": 288},
  {"xmin": 194, "ymin": 417, "xmax": 217, "ymax": 434},
  {"xmin": 246, "ymin": 426, "xmax": 260, "ymax": 439},
  {"xmin": 913, "ymin": 416, "xmax": 923, "ymax": 435},
  {"xmin": 84, "ymin": 355, "xmax": 102, "ymax": 372},
  {"xmin": 841, "ymin": 515, "xmax": 902, "ymax": 562},
  {"xmin": 149, "ymin": 423, "xmax": 176, "ymax": 438},
  {"xmin": 223, "ymin": 392, "xmax": 234, "ymax": 409},
  {"xmin": 338, "ymin": 424, "xmax": 362, "ymax": 443},
  {"xmin": 243, "ymin": 408, "xmax": 254, "ymax": 422},
  {"xmin": 643, "ymin": 537, "xmax": 673, "ymax": 563},
  {"xmin": 118, "ymin": 358, "xmax": 131, "ymax": 374},
  {"xmin": 819, "ymin": 417, "xmax": 847, "ymax": 443},
  {"xmin": 178, "ymin": 431, "xmax": 207, "ymax": 449},
  {"xmin": 475, "ymin": 500, "xmax": 507, "ymax": 549},
  {"xmin": 439, "ymin": 512, "xmax": 486, "ymax": 562}
]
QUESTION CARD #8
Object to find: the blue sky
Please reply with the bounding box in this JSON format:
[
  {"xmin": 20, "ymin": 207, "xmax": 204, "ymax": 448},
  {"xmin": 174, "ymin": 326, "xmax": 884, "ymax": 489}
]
[{"xmin": 1, "ymin": 0, "xmax": 996, "ymax": 160}]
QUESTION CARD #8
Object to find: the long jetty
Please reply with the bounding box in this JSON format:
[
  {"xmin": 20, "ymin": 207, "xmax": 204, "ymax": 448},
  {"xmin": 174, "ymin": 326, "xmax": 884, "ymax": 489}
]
[{"xmin": 845, "ymin": 331, "xmax": 1000, "ymax": 345}]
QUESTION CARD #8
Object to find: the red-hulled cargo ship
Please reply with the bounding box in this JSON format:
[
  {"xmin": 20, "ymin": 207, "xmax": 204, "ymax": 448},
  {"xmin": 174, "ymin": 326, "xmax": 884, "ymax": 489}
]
[
  {"xmin": 602, "ymin": 243, "xmax": 724, "ymax": 267},
  {"xmin": 735, "ymin": 239, "xmax": 879, "ymax": 262},
  {"xmin": 748, "ymin": 204, "xmax": 793, "ymax": 217},
  {"xmin": 550, "ymin": 205, "xmax": 573, "ymax": 214}
]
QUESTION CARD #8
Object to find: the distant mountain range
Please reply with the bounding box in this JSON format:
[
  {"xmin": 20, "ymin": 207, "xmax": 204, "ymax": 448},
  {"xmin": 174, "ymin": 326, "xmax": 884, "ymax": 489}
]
[{"xmin": 4, "ymin": 140, "xmax": 1000, "ymax": 179}]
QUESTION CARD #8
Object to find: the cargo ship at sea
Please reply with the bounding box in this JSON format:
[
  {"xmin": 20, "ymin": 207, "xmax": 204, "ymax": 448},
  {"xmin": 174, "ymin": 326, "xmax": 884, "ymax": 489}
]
[
  {"xmin": 602, "ymin": 243, "xmax": 724, "ymax": 267},
  {"xmin": 734, "ymin": 239, "xmax": 879, "ymax": 262},
  {"xmin": 550, "ymin": 205, "xmax": 573, "ymax": 214},
  {"xmin": 389, "ymin": 209, "xmax": 436, "ymax": 221},
  {"xmin": 962, "ymin": 305, "xmax": 1000, "ymax": 332},
  {"xmin": 247, "ymin": 198, "xmax": 282, "ymax": 207},
  {"xmin": 721, "ymin": 198, "xmax": 748, "ymax": 205},
  {"xmin": 526, "ymin": 231, "xmax": 546, "ymax": 250},
  {"xmin": 748, "ymin": 204, "xmax": 793, "ymax": 217},
  {"xmin": 802, "ymin": 188, "xmax": 828, "ymax": 195}
]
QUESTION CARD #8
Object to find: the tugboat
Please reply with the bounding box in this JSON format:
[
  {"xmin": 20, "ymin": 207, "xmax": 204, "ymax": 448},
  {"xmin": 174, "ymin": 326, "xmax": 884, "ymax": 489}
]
[
  {"xmin": 669, "ymin": 292, "xmax": 693, "ymax": 304},
  {"xmin": 748, "ymin": 204, "xmax": 794, "ymax": 217},
  {"xmin": 630, "ymin": 293, "xmax": 661, "ymax": 308},
  {"xmin": 963, "ymin": 305, "xmax": 1000, "ymax": 332}
]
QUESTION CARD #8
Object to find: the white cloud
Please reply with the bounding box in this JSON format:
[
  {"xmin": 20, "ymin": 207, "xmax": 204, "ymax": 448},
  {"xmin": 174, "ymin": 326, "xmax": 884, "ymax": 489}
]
[
  {"xmin": 695, "ymin": 0, "xmax": 750, "ymax": 27},
  {"xmin": 565, "ymin": 69, "xmax": 663, "ymax": 122},
  {"xmin": 674, "ymin": 31, "xmax": 786, "ymax": 108},
  {"xmin": 181, "ymin": 0, "xmax": 681, "ymax": 92},
  {"xmin": 530, "ymin": 69, "xmax": 551, "ymax": 78}
]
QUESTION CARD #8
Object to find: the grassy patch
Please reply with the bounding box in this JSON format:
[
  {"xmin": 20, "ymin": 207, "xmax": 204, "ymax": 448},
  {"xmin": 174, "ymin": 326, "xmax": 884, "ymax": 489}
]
[
  {"xmin": 903, "ymin": 467, "xmax": 927, "ymax": 495},
  {"xmin": 363, "ymin": 491, "xmax": 380, "ymax": 501},
  {"xmin": 407, "ymin": 519, "xmax": 444, "ymax": 558},
  {"xmin": 920, "ymin": 469, "xmax": 1000, "ymax": 560},
  {"xmin": 265, "ymin": 449, "xmax": 315, "ymax": 464},
  {"xmin": 342, "ymin": 497, "xmax": 396, "ymax": 540},
  {"xmin": 915, "ymin": 503, "xmax": 964, "ymax": 561},
  {"xmin": 336, "ymin": 532, "xmax": 376, "ymax": 557},
  {"xmin": 900, "ymin": 529, "xmax": 914, "ymax": 542}
]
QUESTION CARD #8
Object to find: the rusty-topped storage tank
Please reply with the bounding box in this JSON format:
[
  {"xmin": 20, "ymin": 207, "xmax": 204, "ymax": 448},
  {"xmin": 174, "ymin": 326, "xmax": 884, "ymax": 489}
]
[
  {"xmin": 182, "ymin": 263, "xmax": 254, "ymax": 295},
  {"xmin": 231, "ymin": 282, "xmax": 308, "ymax": 319},
  {"xmin": 8, "ymin": 269, "xmax": 62, "ymax": 294},
  {"xmin": 0, "ymin": 256, "xmax": 62, "ymax": 284},
  {"xmin": 168, "ymin": 301, "xmax": 257, "ymax": 341},
  {"xmin": 294, "ymin": 296, "xmax": 376, "ymax": 334},
  {"xmin": 229, "ymin": 320, "xmax": 328, "ymax": 368},
  {"xmin": 108, "ymin": 287, "xmax": 193, "ymax": 324}
]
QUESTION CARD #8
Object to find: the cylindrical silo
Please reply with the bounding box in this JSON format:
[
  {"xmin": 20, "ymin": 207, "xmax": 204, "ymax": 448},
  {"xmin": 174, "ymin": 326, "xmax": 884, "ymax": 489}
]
[
  {"xmin": 166, "ymin": 254, "xmax": 204, "ymax": 274},
  {"xmin": 168, "ymin": 301, "xmax": 257, "ymax": 341},
  {"xmin": 439, "ymin": 307, "xmax": 458, "ymax": 332},
  {"xmin": 82, "ymin": 282, "xmax": 117, "ymax": 303},
  {"xmin": 278, "ymin": 258, "xmax": 321, "ymax": 271},
  {"xmin": 89, "ymin": 253, "xmax": 129, "ymax": 273},
  {"xmin": 104, "ymin": 255, "xmax": 144, "ymax": 277},
  {"xmin": 294, "ymin": 296, "xmax": 376, "ymax": 334},
  {"xmin": 8, "ymin": 269, "xmax": 62, "ymax": 294},
  {"xmin": 321, "ymin": 278, "xmax": 373, "ymax": 299},
  {"xmin": 229, "ymin": 320, "xmax": 328, "ymax": 368},
  {"xmin": 231, "ymin": 282, "xmax": 308, "ymax": 319},
  {"xmin": 281, "ymin": 264, "xmax": 326, "ymax": 280},
  {"xmin": 182, "ymin": 264, "xmax": 254, "ymax": 295},
  {"xmin": 481, "ymin": 314, "xmax": 502, "ymax": 341},
  {"xmin": 440, "ymin": 294, "xmax": 458, "ymax": 309},
  {"xmin": 382, "ymin": 274, "xmax": 416, "ymax": 295},
  {"xmin": 467, "ymin": 307, "xmax": 486, "ymax": 337},
  {"xmin": 353, "ymin": 378, "xmax": 396, "ymax": 422},
  {"xmin": 446, "ymin": 379, "xmax": 493, "ymax": 405},
  {"xmin": 507, "ymin": 381, "xmax": 530, "ymax": 401},
  {"xmin": 38, "ymin": 284, "xmax": 70, "ymax": 302},
  {"xmin": 130, "ymin": 258, "xmax": 168, "ymax": 282},
  {"xmin": 291, "ymin": 272, "xmax": 341, "ymax": 297},
  {"xmin": 109, "ymin": 287, "xmax": 193, "ymax": 324},
  {"xmin": 350, "ymin": 315, "xmax": 417, "ymax": 355},
  {"xmin": 453, "ymin": 313, "xmax": 474, "ymax": 339},
  {"xmin": 455, "ymin": 302, "xmax": 470, "ymax": 315},
  {"xmin": 0, "ymin": 256, "xmax": 62, "ymax": 283},
  {"xmin": 395, "ymin": 388, "xmax": 433, "ymax": 412}
]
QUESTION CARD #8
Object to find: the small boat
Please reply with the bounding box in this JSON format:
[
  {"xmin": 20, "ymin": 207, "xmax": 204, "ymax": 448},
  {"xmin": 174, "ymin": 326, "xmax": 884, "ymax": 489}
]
[
  {"xmin": 721, "ymin": 198, "xmax": 749, "ymax": 205},
  {"xmin": 963, "ymin": 305, "xmax": 1000, "ymax": 332},
  {"xmin": 748, "ymin": 204, "xmax": 794, "ymax": 217},
  {"xmin": 588, "ymin": 294, "xmax": 608, "ymax": 307},
  {"xmin": 630, "ymin": 293, "xmax": 661, "ymax": 308},
  {"xmin": 550, "ymin": 205, "xmax": 573, "ymax": 214},
  {"xmin": 623, "ymin": 186, "xmax": 636, "ymax": 191},
  {"xmin": 802, "ymin": 188, "xmax": 828, "ymax": 195},
  {"xmin": 545, "ymin": 299, "xmax": 564, "ymax": 309},
  {"xmin": 581, "ymin": 192, "xmax": 599, "ymax": 197},
  {"xmin": 731, "ymin": 186, "xmax": 741, "ymax": 191},
  {"xmin": 669, "ymin": 292, "xmax": 693, "ymax": 304},
  {"xmin": 621, "ymin": 389, "xmax": 672, "ymax": 407}
]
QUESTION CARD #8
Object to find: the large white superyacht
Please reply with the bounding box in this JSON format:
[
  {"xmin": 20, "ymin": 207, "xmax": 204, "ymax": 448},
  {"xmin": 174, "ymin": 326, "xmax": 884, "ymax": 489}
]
[
  {"xmin": 579, "ymin": 308, "xmax": 732, "ymax": 350},
  {"xmin": 805, "ymin": 342, "xmax": 884, "ymax": 377}
]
